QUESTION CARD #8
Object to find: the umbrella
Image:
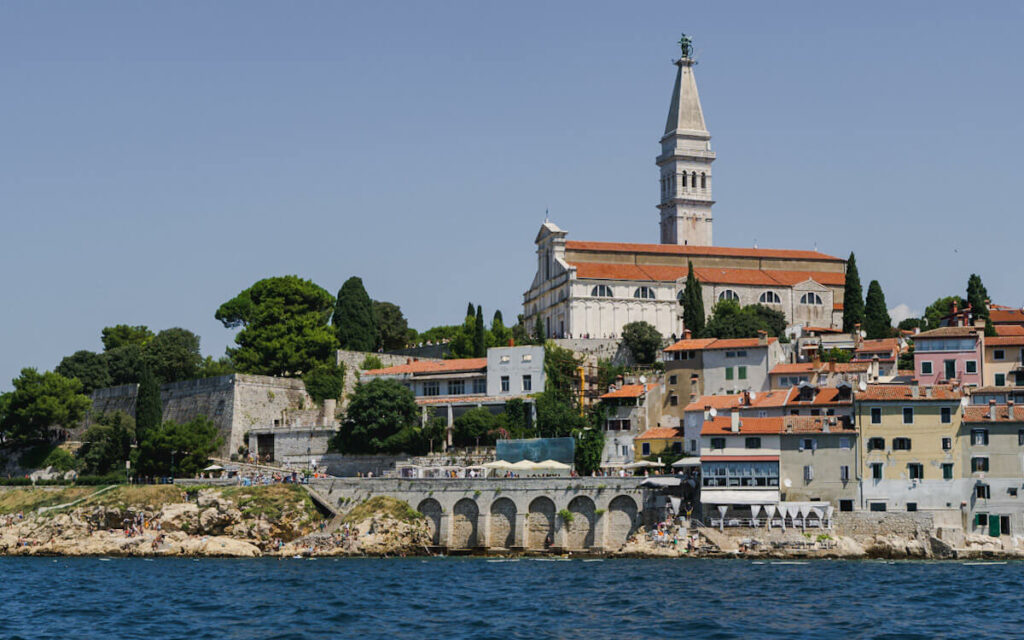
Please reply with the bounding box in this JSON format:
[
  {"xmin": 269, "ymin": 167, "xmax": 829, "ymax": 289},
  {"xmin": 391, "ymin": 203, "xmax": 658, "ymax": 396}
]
[
  {"xmin": 534, "ymin": 459, "xmax": 571, "ymax": 470},
  {"xmin": 482, "ymin": 460, "xmax": 513, "ymax": 469},
  {"xmin": 202, "ymin": 464, "xmax": 225, "ymax": 472},
  {"xmin": 509, "ymin": 460, "xmax": 539, "ymax": 471},
  {"xmin": 671, "ymin": 459, "xmax": 701, "ymax": 468},
  {"xmin": 624, "ymin": 460, "xmax": 662, "ymax": 469}
]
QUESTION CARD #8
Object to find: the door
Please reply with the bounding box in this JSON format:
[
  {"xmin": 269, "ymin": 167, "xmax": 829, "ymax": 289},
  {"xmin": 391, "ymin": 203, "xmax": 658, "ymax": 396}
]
[
  {"xmin": 989, "ymin": 514, "xmax": 1001, "ymax": 537},
  {"xmin": 944, "ymin": 360, "xmax": 956, "ymax": 380}
]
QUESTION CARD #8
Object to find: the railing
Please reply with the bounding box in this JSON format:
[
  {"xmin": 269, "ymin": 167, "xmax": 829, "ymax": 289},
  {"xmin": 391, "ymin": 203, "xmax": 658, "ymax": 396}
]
[{"xmin": 710, "ymin": 517, "xmax": 832, "ymax": 529}]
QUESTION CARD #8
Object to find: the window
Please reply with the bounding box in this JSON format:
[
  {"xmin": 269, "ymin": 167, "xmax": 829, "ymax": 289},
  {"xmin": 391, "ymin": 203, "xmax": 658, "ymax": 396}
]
[
  {"xmin": 642, "ymin": 443, "xmax": 651, "ymax": 456},
  {"xmin": 700, "ymin": 172, "xmax": 707, "ymax": 188},
  {"xmin": 423, "ymin": 381, "xmax": 440, "ymax": 396},
  {"xmin": 868, "ymin": 437, "xmax": 885, "ymax": 451},
  {"xmin": 921, "ymin": 361, "xmax": 933, "ymax": 375},
  {"xmin": 803, "ymin": 465, "xmax": 814, "ymax": 482},
  {"xmin": 869, "ymin": 502, "xmax": 887, "ymax": 512},
  {"xmin": 995, "ymin": 349, "xmax": 1006, "ymax": 361},
  {"xmin": 840, "ymin": 465, "xmax": 850, "ymax": 482},
  {"xmin": 976, "ymin": 513, "xmax": 989, "ymax": 527},
  {"xmin": 522, "ymin": 354, "xmax": 532, "ymax": 362},
  {"xmin": 976, "ymin": 485, "xmax": 991, "ymax": 500},
  {"xmin": 521, "ymin": 375, "xmax": 532, "ymax": 392},
  {"xmin": 942, "ymin": 437, "xmax": 952, "ymax": 450},
  {"xmin": 907, "ymin": 503, "xmax": 918, "ymax": 512},
  {"xmin": 690, "ymin": 440, "xmax": 697, "ymax": 452},
  {"xmin": 725, "ymin": 367, "xmax": 734, "ymax": 381},
  {"xmin": 745, "ymin": 437, "xmax": 762, "ymax": 449},
  {"xmin": 971, "ymin": 429, "xmax": 989, "ymax": 446},
  {"xmin": 942, "ymin": 463, "xmax": 954, "ymax": 480},
  {"xmin": 908, "ymin": 463, "xmax": 924, "ymax": 480},
  {"xmin": 966, "ymin": 360, "xmax": 978, "ymax": 374},
  {"xmin": 996, "ymin": 373, "xmax": 1006, "ymax": 386},
  {"xmin": 633, "ymin": 286, "xmax": 656, "ymax": 299},
  {"xmin": 839, "ymin": 437, "xmax": 851, "ymax": 450},
  {"xmin": 892, "ymin": 437, "xmax": 912, "ymax": 451},
  {"xmin": 737, "ymin": 366, "xmax": 747, "ymax": 380},
  {"xmin": 800, "ymin": 293, "xmax": 823, "ymax": 305},
  {"xmin": 840, "ymin": 500, "xmax": 854, "ymax": 512},
  {"xmin": 669, "ymin": 395, "xmax": 678, "ymax": 406},
  {"xmin": 669, "ymin": 375, "xmax": 677, "ymax": 385},
  {"xmin": 718, "ymin": 289, "xmax": 739, "ymax": 302},
  {"xmin": 972, "ymin": 457, "xmax": 990, "ymax": 473},
  {"xmin": 799, "ymin": 438, "xmax": 817, "ymax": 451},
  {"xmin": 710, "ymin": 437, "xmax": 725, "ymax": 450},
  {"xmin": 500, "ymin": 355, "xmax": 510, "ymax": 363},
  {"xmin": 671, "ymin": 442, "xmax": 682, "ymax": 454},
  {"xmin": 758, "ymin": 410, "xmax": 768, "ymax": 418},
  {"xmin": 870, "ymin": 408, "xmax": 882, "ymax": 424},
  {"xmin": 759, "ymin": 291, "xmax": 781, "ymax": 304},
  {"xmin": 736, "ymin": 350, "xmax": 747, "ymax": 357},
  {"xmin": 448, "ymin": 380, "xmax": 465, "ymax": 395},
  {"xmin": 500, "ymin": 376, "xmax": 510, "ymax": 392},
  {"xmin": 591, "ymin": 285, "xmax": 613, "ymax": 297},
  {"xmin": 941, "ymin": 407, "xmax": 951, "ymax": 424},
  {"xmin": 473, "ymin": 379, "xmax": 487, "ymax": 394},
  {"xmin": 871, "ymin": 463, "xmax": 884, "ymax": 480},
  {"xmin": 903, "ymin": 408, "xmax": 914, "ymax": 424}
]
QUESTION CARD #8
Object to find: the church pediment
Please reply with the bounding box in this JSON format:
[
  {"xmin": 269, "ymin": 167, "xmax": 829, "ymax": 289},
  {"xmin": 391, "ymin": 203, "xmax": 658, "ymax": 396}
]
[
  {"xmin": 792, "ymin": 278, "xmax": 830, "ymax": 292},
  {"xmin": 535, "ymin": 221, "xmax": 566, "ymax": 245}
]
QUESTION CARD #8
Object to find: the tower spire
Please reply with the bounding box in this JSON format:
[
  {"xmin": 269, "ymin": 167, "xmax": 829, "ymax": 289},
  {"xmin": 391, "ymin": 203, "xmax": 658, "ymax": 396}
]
[{"xmin": 657, "ymin": 33, "xmax": 715, "ymax": 246}]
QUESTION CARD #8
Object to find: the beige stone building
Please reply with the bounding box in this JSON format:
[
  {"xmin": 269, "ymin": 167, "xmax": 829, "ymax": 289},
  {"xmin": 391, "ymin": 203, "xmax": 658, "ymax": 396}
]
[{"xmin": 778, "ymin": 416, "xmax": 858, "ymax": 510}]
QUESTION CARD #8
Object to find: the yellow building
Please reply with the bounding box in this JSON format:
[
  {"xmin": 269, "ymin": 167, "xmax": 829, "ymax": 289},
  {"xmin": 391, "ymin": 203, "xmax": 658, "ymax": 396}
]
[
  {"xmin": 983, "ymin": 336, "xmax": 1024, "ymax": 387},
  {"xmin": 634, "ymin": 427, "xmax": 685, "ymax": 461},
  {"xmin": 855, "ymin": 385, "xmax": 963, "ymax": 512}
]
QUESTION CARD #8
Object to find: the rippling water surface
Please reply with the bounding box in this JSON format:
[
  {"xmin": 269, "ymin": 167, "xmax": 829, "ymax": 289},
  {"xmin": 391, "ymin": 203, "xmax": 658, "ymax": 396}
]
[{"xmin": 1, "ymin": 557, "xmax": 1021, "ymax": 639}]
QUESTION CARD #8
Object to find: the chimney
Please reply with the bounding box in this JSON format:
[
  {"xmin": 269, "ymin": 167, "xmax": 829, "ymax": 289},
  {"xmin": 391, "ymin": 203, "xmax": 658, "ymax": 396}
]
[
  {"xmin": 925, "ymin": 386, "xmax": 933, "ymax": 399},
  {"xmin": 854, "ymin": 324, "xmax": 863, "ymax": 347},
  {"xmin": 703, "ymin": 405, "xmax": 712, "ymax": 422},
  {"xmin": 743, "ymin": 390, "xmax": 751, "ymax": 406},
  {"xmin": 1009, "ymin": 400, "xmax": 1016, "ymax": 420},
  {"xmin": 829, "ymin": 360, "xmax": 836, "ymax": 373},
  {"xmin": 406, "ymin": 358, "xmax": 412, "ymax": 365},
  {"xmin": 757, "ymin": 330, "xmax": 768, "ymax": 346},
  {"xmin": 989, "ymin": 399, "xmax": 998, "ymax": 421},
  {"xmin": 508, "ymin": 338, "xmax": 514, "ymax": 347},
  {"xmin": 911, "ymin": 385, "xmax": 920, "ymax": 399},
  {"xmin": 730, "ymin": 408, "xmax": 740, "ymax": 433},
  {"xmin": 684, "ymin": 329, "xmax": 692, "ymax": 340}
]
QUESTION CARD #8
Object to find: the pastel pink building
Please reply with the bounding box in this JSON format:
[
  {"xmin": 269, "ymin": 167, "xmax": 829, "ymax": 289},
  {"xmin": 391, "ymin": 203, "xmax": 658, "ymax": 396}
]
[{"xmin": 913, "ymin": 325, "xmax": 984, "ymax": 386}]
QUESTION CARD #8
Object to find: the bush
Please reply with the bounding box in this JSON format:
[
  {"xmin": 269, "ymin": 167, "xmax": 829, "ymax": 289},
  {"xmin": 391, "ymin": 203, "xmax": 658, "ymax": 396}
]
[
  {"xmin": 302, "ymin": 362, "xmax": 346, "ymax": 404},
  {"xmin": 557, "ymin": 508, "xmax": 574, "ymax": 524},
  {"xmin": 360, "ymin": 354, "xmax": 383, "ymax": 370},
  {"xmin": 41, "ymin": 448, "xmax": 77, "ymax": 472}
]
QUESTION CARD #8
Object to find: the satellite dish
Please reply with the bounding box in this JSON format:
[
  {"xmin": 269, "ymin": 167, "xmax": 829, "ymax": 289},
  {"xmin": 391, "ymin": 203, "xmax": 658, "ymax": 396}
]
[
  {"xmin": 749, "ymin": 391, "xmax": 757, "ymax": 401},
  {"xmin": 709, "ymin": 407, "xmax": 718, "ymax": 418},
  {"xmin": 783, "ymin": 478, "xmax": 792, "ymax": 488},
  {"xmin": 859, "ymin": 381, "xmax": 868, "ymax": 392},
  {"xmin": 639, "ymin": 375, "xmax": 647, "ymax": 385},
  {"xmin": 860, "ymin": 330, "xmax": 867, "ymax": 338}
]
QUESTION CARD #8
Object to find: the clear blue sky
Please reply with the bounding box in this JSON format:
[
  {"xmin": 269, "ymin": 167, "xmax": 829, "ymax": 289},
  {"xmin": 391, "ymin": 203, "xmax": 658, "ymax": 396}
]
[{"xmin": 2, "ymin": 1, "xmax": 1023, "ymax": 390}]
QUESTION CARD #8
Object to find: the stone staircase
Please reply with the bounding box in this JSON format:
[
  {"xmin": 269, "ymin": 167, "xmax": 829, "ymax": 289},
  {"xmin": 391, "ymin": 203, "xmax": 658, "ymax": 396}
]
[{"xmin": 695, "ymin": 525, "xmax": 739, "ymax": 552}]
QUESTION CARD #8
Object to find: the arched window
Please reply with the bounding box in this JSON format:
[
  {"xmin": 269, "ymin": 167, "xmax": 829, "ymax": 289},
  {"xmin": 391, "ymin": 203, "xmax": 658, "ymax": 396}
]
[
  {"xmin": 800, "ymin": 293, "xmax": 823, "ymax": 305},
  {"xmin": 681, "ymin": 172, "xmax": 688, "ymax": 188},
  {"xmin": 591, "ymin": 285, "xmax": 613, "ymax": 297},
  {"xmin": 700, "ymin": 172, "xmax": 707, "ymax": 189},
  {"xmin": 718, "ymin": 289, "xmax": 739, "ymax": 302},
  {"xmin": 677, "ymin": 290, "xmax": 686, "ymax": 306},
  {"xmin": 634, "ymin": 286, "xmax": 656, "ymax": 300},
  {"xmin": 691, "ymin": 171, "xmax": 697, "ymax": 187},
  {"xmin": 759, "ymin": 291, "xmax": 781, "ymax": 304}
]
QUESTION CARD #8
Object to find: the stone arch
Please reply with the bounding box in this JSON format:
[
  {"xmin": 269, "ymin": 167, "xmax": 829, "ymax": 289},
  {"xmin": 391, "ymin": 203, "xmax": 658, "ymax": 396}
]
[
  {"xmin": 565, "ymin": 496, "xmax": 596, "ymax": 550},
  {"xmin": 527, "ymin": 497, "xmax": 556, "ymax": 550},
  {"xmin": 489, "ymin": 498, "xmax": 517, "ymax": 549},
  {"xmin": 607, "ymin": 495, "xmax": 640, "ymax": 549},
  {"xmin": 451, "ymin": 498, "xmax": 479, "ymax": 549},
  {"xmin": 417, "ymin": 498, "xmax": 442, "ymax": 546}
]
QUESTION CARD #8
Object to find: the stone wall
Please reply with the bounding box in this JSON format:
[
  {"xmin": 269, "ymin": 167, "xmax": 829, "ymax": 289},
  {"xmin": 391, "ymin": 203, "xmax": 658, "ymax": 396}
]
[
  {"xmin": 335, "ymin": 349, "xmax": 442, "ymax": 409},
  {"xmin": 318, "ymin": 453, "xmax": 412, "ymax": 477},
  {"xmin": 552, "ymin": 338, "xmax": 632, "ymax": 365},
  {"xmin": 834, "ymin": 511, "xmax": 935, "ymax": 538}
]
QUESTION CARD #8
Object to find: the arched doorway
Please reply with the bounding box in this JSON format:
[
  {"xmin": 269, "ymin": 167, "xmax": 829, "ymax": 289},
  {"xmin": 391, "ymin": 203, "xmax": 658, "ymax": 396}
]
[
  {"xmin": 451, "ymin": 498, "xmax": 479, "ymax": 549},
  {"xmin": 565, "ymin": 496, "xmax": 596, "ymax": 550},
  {"xmin": 607, "ymin": 495, "xmax": 640, "ymax": 549},
  {"xmin": 527, "ymin": 497, "xmax": 556, "ymax": 550},
  {"xmin": 489, "ymin": 498, "xmax": 517, "ymax": 549}
]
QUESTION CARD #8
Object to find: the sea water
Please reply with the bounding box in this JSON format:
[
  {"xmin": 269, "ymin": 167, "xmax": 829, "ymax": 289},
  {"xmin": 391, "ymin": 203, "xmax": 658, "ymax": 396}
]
[{"xmin": 0, "ymin": 557, "xmax": 1020, "ymax": 639}]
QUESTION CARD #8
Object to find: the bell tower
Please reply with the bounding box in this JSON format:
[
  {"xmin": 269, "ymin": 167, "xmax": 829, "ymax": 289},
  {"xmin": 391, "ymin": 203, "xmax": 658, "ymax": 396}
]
[{"xmin": 657, "ymin": 34, "xmax": 715, "ymax": 246}]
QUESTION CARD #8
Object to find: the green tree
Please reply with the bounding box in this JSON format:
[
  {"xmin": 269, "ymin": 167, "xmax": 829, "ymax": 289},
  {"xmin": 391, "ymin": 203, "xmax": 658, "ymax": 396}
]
[
  {"xmin": 511, "ymin": 315, "xmax": 531, "ymax": 345},
  {"xmin": 597, "ymin": 359, "xmax": 628, "ymax": 393},
  {"xmin": 466, "ymin": 302, "xmax": 475, "ymax": 318},
  {"xmin": 842, "ymin": 252, "xmax": 865, "ymax": 332},
  {"xmin": 217, "ymin": 276, "xmax": 338, "ymax": 376},
  {"xmin": 302, "ymin": 362, "xmax": 346, "ymax": 404},
  {"xmin": 820, "ymin": 347, "xmax": 853, "ymax": 363},
  {"xmin": 333, "ymin": 276, "xmax": 378, "ymax": 352},
  {"xmin": 135, "ymin": 364, "xmax": 163, "ymax": 443},
  {"xmin": 702, "ymin": 300, "xmax": 769, "ymax": 339},
  {"xmin": 55, "ymin": 350, "xmax": 111, "ymax": 395},
  {"xmin": 898, "ymin": 343, "xmax": 915, "ymax": 371},
  {"xmin": 473, "ymin": 305, "xmax": 486, "ymax": 357},
  {"xmin": 448, "ymin": 313, "xmax": 478, "ymax": 358},
  {"xmin": 544, "ymin": 342, "xmax": 582, "ymax": 398},
  {"xmin": 621, "ymin": 321, "xmax": 663, "ymax": 365},
  {"xmin": 419, "ymin": 325, "xmax": 459, "ymax": 344},
  {"xmin": 535, "ymin": 390, "xmax": 584, "ymax": 438},
  {"xmin": 863, "ymin": 280, "xmax": 893, "ymax": 339},
  {"xmin": 360, "ymin": 354, "xmax": 383, "ymax": 370},
  {"xmin": 491, "ymin": 311, "xmax": 512, "ymax": 347},
  {"xmin": 335, "ymin": 379, "xmax": 419, "ymax": 453},
  {"xmin": 143, "ymin": 328, "xmax": 202, "ymax": 383},
  {"xmin": 682, "ymin": 261, "xmax": 705, "ymax": 336},
  {"xmin": 502, "ymin": 398, "xmax": 532, "ymax": 438},
  {"xmin": 748, "ymin": 304, "xmax": 787, "ymax": 338},
  {"xmin": 533, "ymin": 317, "xmax": 545, "ymax": 343},
  {"xmin": 574, "ymin": 427, "xmax": 605, "ymax": 475},
  {"xmin": 897, "ymin": 318, "xmax": 924, "ymax": 332},
  {"xmin": 134, "ymin": 416, "xmax": 222, "ymax": 478},
  {"xmin": 922, "ymin": 296, "xmax": 964, "ymax": 331},
  {"xmin": 967, "ymin": 274, "xmax": 996, "ymax": 336},
  {"xmin": 106, "ymin": 344, "xmax": 144, "ymax": 385},
  {"xmin": 196, "ymin": 356, "xmax": 235, "ymax": 379},
  {"xmin": 0, "ymin": 393, "xmax": 11, "ymax": 444},
  {"xmin": 453, "ymin": 407, "xmax": 500, "ymax": 447},
  {"xmin": 78, "ymin": 411, "xmax": 135, "ymax": 475},
  {"xmin": 372, "ymin": 301, "xmax": 409, "ymax": 351},
  {"xmin": 101, "ymin": 325, "xmax": 154, "ymax": 351},
  {"xmin": 0, "ymin": 369, "xmax": 91, "ymax": 441}
]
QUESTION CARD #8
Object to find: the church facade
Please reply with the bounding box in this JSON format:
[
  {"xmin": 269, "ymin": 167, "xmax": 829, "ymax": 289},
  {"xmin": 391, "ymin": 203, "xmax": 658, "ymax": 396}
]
[{"xmin": 523, "ymin": 38, "xmax": 846, "ymax": 340}]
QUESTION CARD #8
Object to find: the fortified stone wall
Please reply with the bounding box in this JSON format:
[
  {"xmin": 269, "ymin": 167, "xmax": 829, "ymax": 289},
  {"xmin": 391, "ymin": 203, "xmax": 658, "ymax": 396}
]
[
  {"xmin": 552, "ymin": 338, "xmax": 632, "ymax": 365},
  {"xmin": 318, "ymin": 454, "xmax": 412, "ymax": 478},
  {"xmin": 335, "ymin": 349, "xmax": 442, "ymax": 409}
]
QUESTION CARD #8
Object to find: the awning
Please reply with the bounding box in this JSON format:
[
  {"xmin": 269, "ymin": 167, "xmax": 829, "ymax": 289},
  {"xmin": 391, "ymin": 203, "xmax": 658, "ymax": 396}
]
[
  {"xmin": 700, "ymin": 455, "xmax": 779, "ymax": 463},
  {"xmin": 534, "ymin": 459, "xmax": 571, "ymax": 470},
  {"xmin": 700, "ymin": 489, "xmax": 780, "ymax": 505},
  {"xmin": 672, "ymin": 459, "xmax": 702, "ymax": 467},
  {"xmin": 640, "ymin": 477, "xmax": 682, "ymax": 488}
]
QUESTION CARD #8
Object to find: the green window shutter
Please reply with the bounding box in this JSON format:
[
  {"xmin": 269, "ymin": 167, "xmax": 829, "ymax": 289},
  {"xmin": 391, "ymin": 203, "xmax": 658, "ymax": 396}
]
[
  {"xmin": 725, "ymin": 367, "xmax": 733, "ymax": 381},
  {"xmin": 738, "ymin": 366, "xmax": 747, "ymax": 380}
]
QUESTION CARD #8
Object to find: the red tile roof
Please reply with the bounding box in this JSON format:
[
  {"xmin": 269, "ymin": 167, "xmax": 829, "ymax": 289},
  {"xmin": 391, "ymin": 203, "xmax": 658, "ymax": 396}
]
[
  {"xmin": 856, "ymin": 338, "xmax": 899, "ymax": 354},
  {"xmin": 996, "ymin": 325, "xmax": 1024, "ymax": 336},
  {"xmin": 635, "ymin": 427, "xmax": 684, "ymax": 440},
  {"xmin": 785, "ymin": 386, "xmax": 853, "ymax": 406},
  {"xmin": 565, "ymin": 240, "xmax": 844, "ymax": 262},
  {"xmin": 664, "ymin": 337, "xmax": 777, "ymax": 352},
  {"xmin": 803, "ymin": 326, "xmax": 844, "ymax": 334},
  {"xmin": 364, "ymin": 358, "xmax": 487, "ymax": 376},
  {"xmin": 600, "ymin": 383, "xmax": 658, "ymax": 399},
  {"xmin": 855, "ymin": 385, "xmax": 962, "ymax": 401},
  {"xmin": 701, "ymin": 416, "xmax": 784, "ymax": 435},
  {"xmin": 770, "ymin": 362, "xmax": 870, "ymax": 375},
  {"xmin": 771, "ymin": 362, "xmax": 817, "ymax": 374},
  {"xmin": 990, "ymin": 308, "xmax": 1024, "ymax": 324},
  {"xmin": 914, "ymin": 326, "xmax": 979, "ymax": 339},
  {"xmin": 985, "ymin": 336, "xmax": 1024, "ymax": 347},
  {"xmin": 963, "ymin": 405, "xmax": 1024, "ymax": 423},
  {"xmin": 782, "ymin": 415, "xmax": 855, "ymax": 433},
  {"xmin": 569, "ymin": 262, "xmax": 845, "ymax": 287},
  {"xmin": 681, "ymin": 390, "xmax": 791, "ymax": 413}
]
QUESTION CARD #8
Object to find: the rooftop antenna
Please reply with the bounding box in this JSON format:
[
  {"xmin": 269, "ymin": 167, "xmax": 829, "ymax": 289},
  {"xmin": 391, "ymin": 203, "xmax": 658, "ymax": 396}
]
[
  {"xmin": 544, "ymin": 207, "xmax": 549, "ymax": 223},
  {"xmin": 753, "ymin": 238, "xmax": 758, "ymax": 249}
]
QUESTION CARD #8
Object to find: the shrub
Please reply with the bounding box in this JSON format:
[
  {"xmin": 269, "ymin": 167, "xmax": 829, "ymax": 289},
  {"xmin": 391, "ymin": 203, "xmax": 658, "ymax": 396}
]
[
  {"xmin": 361, "ymin": 354, "xmax": 383, "ymax": 371},
  {"xmin": 558, "ymin": 508, "xmax": 574, "ymax": 524}
]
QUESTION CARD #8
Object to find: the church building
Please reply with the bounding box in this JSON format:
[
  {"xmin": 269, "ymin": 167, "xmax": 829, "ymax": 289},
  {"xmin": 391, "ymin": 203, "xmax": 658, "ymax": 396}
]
[{"xmin": 523, "ymin": 36, "xmax": 847, "ymax": 340}]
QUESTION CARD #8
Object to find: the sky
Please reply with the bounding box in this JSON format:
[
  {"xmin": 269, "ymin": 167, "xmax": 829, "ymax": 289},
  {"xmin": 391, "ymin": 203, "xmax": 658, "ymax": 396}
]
[{"xmin": 2, "ymin": 1, "xmax": 1023, "ymax": 389}]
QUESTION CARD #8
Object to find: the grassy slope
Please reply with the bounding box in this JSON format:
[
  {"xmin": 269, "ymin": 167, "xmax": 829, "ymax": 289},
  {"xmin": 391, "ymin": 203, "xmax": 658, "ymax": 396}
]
[{"xmin": 341, "ymin": 496, "xmax": 422, "ymax": 525}]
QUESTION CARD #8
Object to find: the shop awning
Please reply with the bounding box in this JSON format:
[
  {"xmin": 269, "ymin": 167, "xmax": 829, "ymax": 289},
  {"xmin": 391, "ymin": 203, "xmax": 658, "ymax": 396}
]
[{"xmin": 700, "ymin": 490, "xmax": 780, "ymax": 505}]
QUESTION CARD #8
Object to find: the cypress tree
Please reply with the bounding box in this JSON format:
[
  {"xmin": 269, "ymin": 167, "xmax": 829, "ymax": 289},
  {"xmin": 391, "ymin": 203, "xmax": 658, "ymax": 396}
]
[
  {"xmin": 466, "ymin": 302, "xmax": 475, "ymax": 318},
  {"xmin": 334, "ymin": 276, "xmax": 378, "ymax": 352},
  {"xmin": 842, "ymin": 252, "xmax": 865, "ymax": 332},
  {"xmin": 492, "ymin": 309, "xmax": 503, "ymax": 326},
  {"xmin": 533, "ymin": 317, "xmax": 545, "ymax": 343},
  {"xmin": 682, "ymin": 261, "xmax": 705, "ymax": 337},
  {"xmin": 135, "ymin": 364, "xmax": 163, "ymax": 443},
  {"xmin": 863, "ymin": 280, "xmax": 893, "ymax": 339},
  {"xmin": 473, "ymin": 305, "xmax": 486, "ymax": 357},
  {"xmin": 966, "ymin": 274, "xmax": 996, "ymax": 336}
]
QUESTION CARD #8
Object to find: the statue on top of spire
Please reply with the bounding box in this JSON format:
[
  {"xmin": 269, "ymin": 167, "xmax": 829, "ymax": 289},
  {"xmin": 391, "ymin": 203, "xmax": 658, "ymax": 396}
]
[{"xmin": 678, "ymin": 33, "xmax": 693, "ymax": 59}]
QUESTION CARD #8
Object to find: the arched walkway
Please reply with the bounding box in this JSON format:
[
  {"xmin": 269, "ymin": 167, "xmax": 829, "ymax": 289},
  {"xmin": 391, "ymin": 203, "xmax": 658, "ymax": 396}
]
[
  {"xmin": 565, "ymin": 496, "xmax": 596, "ymax": 550},
  {"xmin": 607, "ymin": 495, "xmax": 640, "ymax": 549},
  {"xmin": 451, "ymin": 498, "xmax": 479, "ymax": 549},
  {"xmin": 527, "ymin": 497, "xmax": 555, "ymax": 550},
  {"xmin": 417, "ymin": 498, "xmax": 442, "ymax": 546},
  {"xmin": 489, "ymin": 498, "xmax": 517, "ymax": 549}
]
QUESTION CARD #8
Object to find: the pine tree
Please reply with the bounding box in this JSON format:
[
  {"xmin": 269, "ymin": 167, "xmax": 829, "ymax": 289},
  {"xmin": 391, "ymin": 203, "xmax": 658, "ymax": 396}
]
[
  {"xmin": 533, "ymin": 317, "xmax": 545, "ymax": 343},
  {"xmin": 334, "ymin": 277, "xmax": 378, "ymax": 352},
  {"xmin": 135, "ymin": 363, "xmax": 163, "ymax": 443},
  {"xmin": 863, "ymin": 280, "xmax": 893, "ymax": 339},
  {"xmin": 966, "ymin": 274, "xmax": 996, "ymax": 336},
  {"xmin": 473, "ymin": 305, "xmax": 486, "ymax": 357},
  {"xmin": 842, "ymin": 252, "xmax": 865, "ymax": 332},
  {"xmin": 682, "ymin": 261, "xmax": 705, "ymax": 337}
]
